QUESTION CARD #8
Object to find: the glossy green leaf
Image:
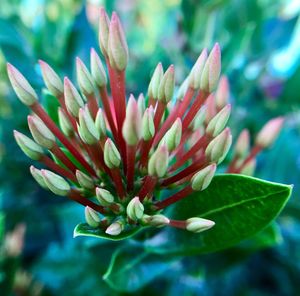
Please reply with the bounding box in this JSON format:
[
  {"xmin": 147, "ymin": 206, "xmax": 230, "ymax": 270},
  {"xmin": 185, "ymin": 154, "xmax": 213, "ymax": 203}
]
[
  {"xmin": 73, "ymin": 223, "xmax": 142, "ymax": 241},
  {"xmin": 145, "ymin": 174, "xmax": 292, "ymax": 255},
  {"xmin": 103, "ymin": 245, "xmax": 175, "ymax": 292}
]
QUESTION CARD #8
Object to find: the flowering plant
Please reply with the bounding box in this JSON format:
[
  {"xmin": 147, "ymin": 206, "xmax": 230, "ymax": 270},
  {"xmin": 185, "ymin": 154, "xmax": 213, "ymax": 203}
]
[{"xmin": 7, "ymin": 8, "xmax": 291, "ymax": 250}]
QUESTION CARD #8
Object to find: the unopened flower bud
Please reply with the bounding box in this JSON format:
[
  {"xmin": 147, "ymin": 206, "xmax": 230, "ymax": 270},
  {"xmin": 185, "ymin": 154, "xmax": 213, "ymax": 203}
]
[
  {"xmin": 90, "ymin": 48, "xmax": 107, "ymax": 87},
  {"xmin": 206, "ymin": 104, "xmax": 231, "ymax": 137},
  {"xmin": 126, "ymin": 197, "xmax": 144, "ymax": 220},
  {"xmin": 28, "ymin": 115, "xmax": 56, "ymax": 149},
  {"xmin": 104, "ymin": 139, "xmax": 121, "ymax": 168},
  {"xmin": 200, "ymin": 43, "xmax": 221, "ymax": 92},
  {"xmin": 137, "ymin": 93, "xmax": 145, "ymax": 114},
  {"xmin": 14, "ymin": 130, "xmax": 43, "ymax": 160},
  {"xmin": 76, "ymin": 170, "xmax": 94, "ymax": 190},
  {"xmin": 105, "ymin": 221, "xmax": 123, "ymax": 236},
  {"xmin": 78, "ymin": 107, "xmax": 99, "ymax": 144},
  {"xmin": 76, "ymin": 57, "xmax": 95, "ymax": 95},
  {"xmin": 39, "ymin": 60, "xmax": 63, "ymax": 97},
  {"xmin": 255, "ymin": 117, "xmax": 284, "ymax": 148},
  {"xmin": 41, "ymin": 169, "xmax": 70, "ymax": 196},
  {"xmin": 186, "ymin": 217, "xmax": 215, "ymax": 233},
  {"xmin": 30, "ymin": 166, "xmax": 48, "ymax": 189},
  {"xmin": 205, "ymin": 127, "xmax": 232, "ymax": 164},
  {"xmin": 204, "ymin": 93, "xmax": 216, "ymax": 124},
  {"xmin": 142, "ymin": 214, "xmax": 170, "ymax": 227},
  {"xmin": 191, "ymin": 164, "xmax": 216, "ymax": 191},
  {"xmin": 158, "ymin": 65, "xmax": 175, "ymax": 104},
  {"xmin": 142, "ymin": 107, "xmax": 155, "ymax": 141},
  {"xmin": 148, "ymin": 63, "xmax": 163, "ymax": 99},
  {"xmin": 98, "ymin": 7, "xmax": 110, "ymax": 57},
  {"xmin": 234, "ymin": 129, "xmax": 250, "ymax": 158},
  {"xmin": 122, "ymin": 95, "xmax": 142, "ymax": 145},
  {"xmin": 215, "ymin": 76, "xmax": 229, "ymax": 109},
  {"xmin": 7, "ymin": 63, "xmax": 38, "ymax": 106},
  {"xmin": 107, "ymin": 12, "xmax": 128, "ymax": 71},
  {"xmin": 192, "ymin": 106, "xmax": 207, "ymax": 131},
  {"xmin": 64, "ymin": 77, "xmax": 85, "ymax": 117},
  {"xmin": 177, "ymin": 76, "xmax": 190, "ymax": 101},
  {"xmin": 189, "ymin": 48, "xmax": 208, "ymax": 90},
  {"xmin": 95, "ymin": 108, "xmax": 106, "ymax": 139},
  {"xmin": 240, "ymin": 159, "xmax": 256, "ymax": 176},
  {"xmin": 148, "ymin": 144, "xmax": 169, "ymax": 177},
  {"xmin": 58, "ymin": 108, "xmax": 73, "ymax": 137},
  {"xmin": 161, "ymin": 118, "xmax": 182, "ymax": 151},
  {"xmin": 96, "ymin": 187, "xmax": 114, "ymax": 206},
  {"xmin": 85, "ymin": 206, "xmax": 101, "ymax": 227}
]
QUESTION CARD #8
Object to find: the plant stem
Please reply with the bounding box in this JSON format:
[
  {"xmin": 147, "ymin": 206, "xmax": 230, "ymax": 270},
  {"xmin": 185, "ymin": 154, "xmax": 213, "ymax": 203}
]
[
  {"xmin": 138, "ymin": 176, "xmax": 157, "ymax": 201},
  {"xmin": 126, "ymin": 145, "xmax": 136, "ymax": 191}
]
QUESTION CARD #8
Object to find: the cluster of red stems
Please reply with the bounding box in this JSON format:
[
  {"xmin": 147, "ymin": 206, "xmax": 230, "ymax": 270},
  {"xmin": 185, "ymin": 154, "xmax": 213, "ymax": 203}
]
[{"xmin": 7, "ymin": 8, "xmax": 284, "ymax": 236}]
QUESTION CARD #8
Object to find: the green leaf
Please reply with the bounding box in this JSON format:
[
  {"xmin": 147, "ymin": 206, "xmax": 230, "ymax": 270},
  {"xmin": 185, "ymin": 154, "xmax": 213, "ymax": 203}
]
[
  {"xmin": 103, "ymin": 245, "xmax": 175, "ymax": 292},
  {"xmin": 0, "ymin": 212, "xmax": 4, "ymax": 241},
  {"xmin": 73, "ymin": 223, "xmax": 142, "ymax": 241},
  {"xmin": 145, "ymin": 174, "xmax": 292, "ymax": 255}
]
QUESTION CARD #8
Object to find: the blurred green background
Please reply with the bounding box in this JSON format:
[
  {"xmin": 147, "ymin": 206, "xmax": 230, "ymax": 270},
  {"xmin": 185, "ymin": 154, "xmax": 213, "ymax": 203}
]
[{"xmin": 1, "ymin": 0, "xmax": 300, "ymax": 295}]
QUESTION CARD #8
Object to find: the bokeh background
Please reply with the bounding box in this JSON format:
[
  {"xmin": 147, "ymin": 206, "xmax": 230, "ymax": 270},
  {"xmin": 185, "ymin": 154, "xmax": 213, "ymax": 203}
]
[{"xmin": 1, "ymin": 0, "xmax": 300, "ymax": 295}]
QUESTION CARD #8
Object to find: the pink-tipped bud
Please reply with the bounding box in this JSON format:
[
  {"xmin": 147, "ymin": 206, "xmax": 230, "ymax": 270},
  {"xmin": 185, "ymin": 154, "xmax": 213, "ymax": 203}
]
[
  {"xmin": 95, "ymin": 108, "xmax": 107, "ymax": 139},
  {"xmin": 39, "ymin": 60, "xmax": 63, "ymax": 97},
  {"xmin": 215, "ymin": 76, "xmax": 229, "ymax": 109},
  {"xmin": 204, "ymin": 93, "xmax": 216, "ymax": 124},
  {"xmin": 148, "ymin": 144, "xmax": 169, "ymax": 178},
  {"xmin": 142, "ymin": 214, "xmax": 170, "ymax": 227},
  {"xmin": 76, "ymin": 57, "xmax": 95, "ymax": 95},
  {"xmin": 148, "ymin": 63, "xmax": 164, "ymax": 100},
  {"xmin": 107, "ymin": 12, "xmax": 128, "ymax": 71},
  {"xmin": 192, "ymin": 106, "xmax": 207, "ymax": 131},
  {"xmin": 206, "ymin": 104, "xmax": 231, "ymax": 137},
  {"xmin": 177, "ymin": 76, "xmax": 190, "ymax": 101},
  {"xmin": 78, "ymin": 106, "xmax": 99, "ymax": 145},
  {"xmin": 191, "ymin": 164, "xmax": 216, "ymax": 191},
  {"xmin": 90, "ymin": 48, "xmax": 107, "ymax": 87},
  {"xmin": 104, "ymin": 138, "xmax": 121, "ymax": 168},
  {"xmin": 126, "ymin": 197, "xmax": 144, "ymax": 220},
  {"xmin": 7, "ymin": 63, "xmax": 38, "ymax": 106},
  {"xmin": 76, "ymin": 170, "xmax": 94, "ymax": 190},
  {"xmin": 160, "ymin": 118, "xmax": 182, "ymax": 151},
  {"xmin": 205, "ymin": 127, "xmax": 232, "ymax": 164},
  {"xmin": 234, "ymin": 129, "xmax": 250, "ymax": 158},
  {"xmin": 28, "ymin": 115, "xmax": 56, "ymax": 149},
  {"xmin": 142, "ymin": 107, "xmax": 155, "ymax": 141},
  {"xmin": 122, "ymin": 94, "xmax": 142, "ymax": 145},
  {"xmin": 98, "ymin": 7, "xmax": 110, "ymax": 57},
  {"xmin": 41, "ymin": 169, "xmax": 70, "ymax": 196},
  {"xmin": 14, "ymin": 130, "xmax": 44, "ymax": 160},
  {"xmin": 105, "ymin": 221, "xmax": 123, "ymax": 236},
  {"xmin": 240, "ymin": 158, "xmax": 256, "ymax": 176},
  {"xmin": 189, "ymin": 48, "xmax": 208, "ymax": 90},
  {"xmin": 200, "ymin": 43, "xmax": 221, "ymax": 92},
  {"xmin": 58, "ymin": 108, "xmax": 74, "ymax": 137},
  {"xmin": 158, "ymin": 65, "xmax": 175, "ymax": 104},
  {"xmin": 186, "ymin": 217, "xmax": 215, "ymax": 233},
  {"xmin": 30, "ymin": 166, "xmax": 48, "ymax": 189},
  {"xmin": 255, "ymin": 117, "xmax": 284, "ymax": 148},
  {"xmin": 64, "ymin": 77, "xmax": 85, "ymax": 117},
  {"xmin": 85, "ymin": 206, "xmax": 101, "ymax": 228},
  {"xmin": 96, "ymin": 187, "xmax": 114, "ymax": 206},
  {"xmin": 137, "ymin": 93, "xmax": 145, "ymax": 114}
]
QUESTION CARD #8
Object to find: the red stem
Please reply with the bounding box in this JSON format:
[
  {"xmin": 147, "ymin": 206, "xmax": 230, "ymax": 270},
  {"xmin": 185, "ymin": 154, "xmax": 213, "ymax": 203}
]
[
  {"xmin": 126, "ymin": 145, "xmax": 136, "ymax": 191},
  {"xmin": 86, "ymin": 94, "xmax": 99, "ymax": 119},
  {"xmin": 170, "ymin": 135, "xmax": 208, "ymax": 171},
  {"xmin": 161, "ymin": 157, "xmax": 206, "ymax": 187},
  {"xmin": 169, "ymin": 219, "xmax": 187, "ymax": 229},
  {"xmin": 99, "ymin": 87, "xmax": 118, "ymax": 141},
  {"xmin": 182, "ymin": 90, "xmax": 208, "ymax": 130},
  {"xmin": 177, "ymin": 88, "xmax": 195, "ymax": 119},
  {"xmin": 155, "ymin": 186, "xmax": 193, "ymax": 210},
  {"xmin": 139, "ymin": 140, "xmax": 152, "ymax": 169},
  {"xmin": 31, "ymin": 103, "xmax": 96, "ymax": 177},
  {"xmin": 111, "ymin": 168, "xmax": 125, "ymax": 199},
  {"xmin": 41, "ymin": 155, "xmax": 77, "ymax": 183},
  {"xmin": 51, "ymin": 144, "xmax": 78, "ymax": 173},
  {"xmin": 69, "ymin": 189, "xmax": 106, "ymax": 214},
  {"xmin": 138, "ymin": 176, "xmax": 157, "ymax": 201},
  {"xmin": 153, "ymin": 101, "xmax": 166, "ymax": 130}
]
